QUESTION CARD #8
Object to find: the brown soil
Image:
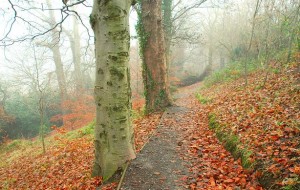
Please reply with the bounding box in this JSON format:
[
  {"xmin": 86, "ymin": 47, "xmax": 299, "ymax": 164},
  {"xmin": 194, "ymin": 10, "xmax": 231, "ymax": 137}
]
[
  {"xmin": 121, "ymin": 83, "xmax": 201, "ymax": 190},
  {"xmin": 120, "ymin": 82, "xmax": 262, "ymax": 189}
]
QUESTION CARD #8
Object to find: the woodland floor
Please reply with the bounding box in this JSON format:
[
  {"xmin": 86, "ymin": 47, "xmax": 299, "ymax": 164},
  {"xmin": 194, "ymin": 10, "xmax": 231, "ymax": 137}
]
[
  {"xmin": 120, "ymin": 83, "xmax": 262, "ymax": 190},
  {"xmin": 1, "ymin": 57, "xmax": 298, "ymax": 189}
]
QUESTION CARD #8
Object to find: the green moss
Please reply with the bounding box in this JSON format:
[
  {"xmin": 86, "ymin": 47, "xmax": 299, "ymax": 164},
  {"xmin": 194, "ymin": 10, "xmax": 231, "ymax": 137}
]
[
  {"xmin": 208, "ymin": 113, "xmax": 254, "ymax": 169},
  {"xmin": 0, "ymin": 139, "xmax": 32, "ymax": 153},
  {"xmin": 112, "ymin": 105, "xmax": 124, "ymax": 112},
  {"xmin": 282, "ymin": 182, "xmax": 300, "ymax": 190},
  {"xmin": 109, "ymin": 67, "xmax": 124, "ymax": 80},
  {"xmin": 257, "ymin": 170, "xmax": 281, "ymax": 189},
  {"xmin": 131, "ymin": 107, "xmax": 145, "ymax": 120},
  {"xmin": 272, "ymin": 68, "xmax": 280, "ymax": 74},
  {"xmin": 135, "ymin": 2, "xmax": 155, "ymax": 112},
  {"xmin": 2, "ymin": 178, "xmax": 17, "ymax": 190},
  {"xmin": 155, "ymin": 90, "xmax": 166, "ymax": 105},
  {"xmin": 89, "ymin": 14, "xmax": 96, "ymax": 29},
  {"xmin": 63, "ymin": 121, "xmax": 95, "ymax": 139},
  {"xmin": 208, "ymin": 114, "xmax": 218, "ymax": 129}
]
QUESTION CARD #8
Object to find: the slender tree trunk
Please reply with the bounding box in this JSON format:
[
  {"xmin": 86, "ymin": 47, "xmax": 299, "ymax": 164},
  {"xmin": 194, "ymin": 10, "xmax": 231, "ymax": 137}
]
[
  {"xmin": 51, "ymin": 41, "xmax": 67, "ymax": 102},
  {"xmin": 64, "ymin": 19, "xmax": 84, "ymax": 94},
  {"xmin": 64, "ymin": 23, "xmax": 84, "ymax": 94},
  {"xmin": 38, "ymin": 92, "xmax": 46, "ymax": 154},
  {"xmin": 140, "ymin": 0, "xmax": 172, "ymax": 113},
  {"xmin": 91, "ymin": 0, "xmax": 136, "ymax": 181},
  {"xmin": 162, "ymin": 0, "xmax": 172, "ymax": 78},
  {"xmin": 245, "ymin": 0, "xmax": 261, "ymax": 87},
  {"xmin": 208, "ymin": 43, "xmax": 213, "ymax": 74},
  {"xmin": 46, "ymin": 0, "xmax": 68, "ymax": 124},
  {"xmin": 33, "ymin": 45, "xmax": 46, "ymax": 154},
  {"xmin": 262, "ymin": 19, "xmax": 271, "ymax": 87},
  {"xmin": 72, "ymin": 16, "xmax": 84, "ymax": 92},
  {"xmin": 287, "ymin": 32, "xmax": 295, "ymax": 63}
]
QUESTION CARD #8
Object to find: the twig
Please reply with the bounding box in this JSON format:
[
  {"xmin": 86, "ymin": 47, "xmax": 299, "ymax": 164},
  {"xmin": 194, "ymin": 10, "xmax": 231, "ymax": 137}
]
[{"xmin": 116, "ymin": 162, "xmax": 129, "ymax": 190}]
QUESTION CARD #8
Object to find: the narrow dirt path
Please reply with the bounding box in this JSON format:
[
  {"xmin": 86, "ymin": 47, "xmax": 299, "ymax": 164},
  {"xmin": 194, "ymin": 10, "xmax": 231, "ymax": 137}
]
[
  {"xmin": 121, "ymin": 83, "xmax": 262, "ymax": 189},
  {"xmin": 121, "ymin": 106, "xmax": 190, "ymax": 190}
]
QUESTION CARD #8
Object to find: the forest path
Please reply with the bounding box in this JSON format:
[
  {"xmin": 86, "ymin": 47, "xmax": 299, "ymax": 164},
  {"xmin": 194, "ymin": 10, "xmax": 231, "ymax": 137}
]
[{"xmin": 121, "ymin": 82, "xmax": 261, "ymax": 189}]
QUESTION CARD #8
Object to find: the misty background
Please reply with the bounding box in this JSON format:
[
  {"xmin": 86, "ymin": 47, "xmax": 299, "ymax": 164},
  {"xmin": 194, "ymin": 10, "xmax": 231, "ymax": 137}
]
[{"xmin": 0, "ymin": 0, "xmax": 298, "ymax": 140}]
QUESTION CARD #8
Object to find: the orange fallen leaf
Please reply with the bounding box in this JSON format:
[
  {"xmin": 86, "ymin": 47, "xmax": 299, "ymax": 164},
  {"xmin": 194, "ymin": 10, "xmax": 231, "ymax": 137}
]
[
  {"xmin": 210, "ymin": 176, "xmax": 216, "ymax": 187},
  {"xmin": 224, "ymin": 178, "xmax": 234, "ymax": 183}
]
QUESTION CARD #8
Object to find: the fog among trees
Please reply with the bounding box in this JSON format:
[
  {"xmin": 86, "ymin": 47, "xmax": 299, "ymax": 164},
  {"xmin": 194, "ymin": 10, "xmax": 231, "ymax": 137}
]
[{"xmin": 0, "ymin": 0, "xmax": 299, "ymax": 187}]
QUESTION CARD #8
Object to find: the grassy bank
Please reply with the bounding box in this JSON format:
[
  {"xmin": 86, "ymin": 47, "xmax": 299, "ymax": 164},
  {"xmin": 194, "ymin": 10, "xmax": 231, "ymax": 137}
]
[{"xmin": 197, "ymin": 51, "xmax": 300, "ymax": 189}]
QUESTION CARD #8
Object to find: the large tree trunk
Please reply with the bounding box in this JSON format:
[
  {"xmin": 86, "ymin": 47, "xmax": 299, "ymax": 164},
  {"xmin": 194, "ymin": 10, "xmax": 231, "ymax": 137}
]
[
  {"xmin": 140, "ymin": 0, "xmax": 172, "ymax": 113},
  {"xmin": 91, "ymin": 0, "xmax": 136, "ymax": 181}
]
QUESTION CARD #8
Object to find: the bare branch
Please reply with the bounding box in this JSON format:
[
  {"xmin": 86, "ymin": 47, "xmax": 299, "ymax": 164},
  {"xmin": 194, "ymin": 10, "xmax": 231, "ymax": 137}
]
[
  {"xmin": 1, "ymin": 0, "xmax": 17, "ymax": 42},
  {"xmin": 172, "ymin": 0, "xmax": 208, "ymax": 22},
  {"xmin": 0, "ymin": 0, "xmax": 91, "ymax": 47}
]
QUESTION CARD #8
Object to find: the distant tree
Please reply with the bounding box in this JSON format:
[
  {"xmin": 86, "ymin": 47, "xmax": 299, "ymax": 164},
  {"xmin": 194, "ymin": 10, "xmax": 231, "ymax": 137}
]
[
  {"xmin": 0, "ymin": 83, "xmax": 15, "ymax": 141},
  {"xmin": 1, "ymin": 43, "xmax": 54, "ymax": 141},
  {"xmin": 137, "ymin": 0, "xmax": 172, "ymax": 113},
  {"xmin": 34, "ymin": 0, "xmax": 69, "ymax": 125},
  {"xmin": 32, "ymin": 46, "xmax": 47, "ymax": 154},
  {"xmin": 64, "ymin": 14, "xmax": 85, "ymax": 94},
  {"xmin": 162, "ymin": 0, "xmax": 208, "ymax": 73},
  {"xmin": 162, "ymin": 0, "xmax": 172, "ymax": 76}
]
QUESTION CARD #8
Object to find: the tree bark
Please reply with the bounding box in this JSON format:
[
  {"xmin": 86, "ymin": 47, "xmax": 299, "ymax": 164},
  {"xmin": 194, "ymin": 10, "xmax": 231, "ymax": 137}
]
[
  {"xmin": 208, "ymin": 43, "xmax": 213, "ymax": 74},
  {"xmin": 140, "ymin": 0, "xmax": 172, "ymax": 113},
  {"xmin": 50, "ymin": 40, "xmax": 67, "ymax": 102},
  {"xmin": 46, "ymin": 0, "xmax": 68, "ymax": 122},
  {"xmin": 64, "ymin": 17, "xmax": 84, "ymax": 94},
  {"xmin": 162, "ymin": 0, "xmax": 172, "ymax": 77},
  {"xmin": 72, "ymin": 16, "xmax": 84, "ymax": 92},
  {"xmin": 91, "ymin": 0, "xmax": 136, "ymax": 181}
]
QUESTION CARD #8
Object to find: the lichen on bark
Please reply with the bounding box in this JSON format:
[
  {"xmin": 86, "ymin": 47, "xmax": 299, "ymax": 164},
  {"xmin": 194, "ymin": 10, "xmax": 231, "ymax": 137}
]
[{"xmin": 91, "ymin": 0, "xmax": 136, "ymax": 181}]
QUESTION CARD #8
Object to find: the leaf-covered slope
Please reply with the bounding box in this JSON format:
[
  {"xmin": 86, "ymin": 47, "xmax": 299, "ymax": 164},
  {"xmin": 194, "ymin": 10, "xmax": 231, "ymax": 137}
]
[
  {"xmin": 0, "ymin": 113, "xmax": 162, "ymax": 189},
  {"xmin": 199, "ymin": 56, "xmax": 300, "ymax": 189}
]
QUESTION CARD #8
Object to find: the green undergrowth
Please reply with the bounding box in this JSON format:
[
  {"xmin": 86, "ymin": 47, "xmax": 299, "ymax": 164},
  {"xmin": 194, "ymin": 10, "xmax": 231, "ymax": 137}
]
[
  {"xmin": 0, "ymin": 139, "xmax": 33, "ymax": 153},
  {"xmin": 195, "ymin": 93, "xmax": 211, "ymax": 104},
  {"xmin": 204, "ymin": 49, "xmax": 294, "ymax": 88},
  {"xmin": 208, "ymin": 113, "xmax": 254, "ymax": 169},
  {"xmin": 0, "ymin": 122, "xmax": 95, "ymax": 167},
  {"xmin": 132, "ymin": 108, "xmax": 145, "ymax": 120},
  {"xmin": 59, "ymin": 121, "xmax": 95, "ymax": 140},
  {"xmin": 204, "ymin": 59, "xmax": 260, "ymax": 87},
  {"xmin": 207, "ymin": 113, "xmax": 297, "ymax": 189}
]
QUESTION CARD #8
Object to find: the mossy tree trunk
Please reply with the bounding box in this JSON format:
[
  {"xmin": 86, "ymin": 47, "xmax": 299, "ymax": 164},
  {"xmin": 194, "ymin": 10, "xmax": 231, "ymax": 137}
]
[
  {"xmin": 139, "ymin": 0, "xmax": 172, "ymax": 113},
  {"xmin": 90, "ymin": 0, "xmax": 136, "ymax": 181}
]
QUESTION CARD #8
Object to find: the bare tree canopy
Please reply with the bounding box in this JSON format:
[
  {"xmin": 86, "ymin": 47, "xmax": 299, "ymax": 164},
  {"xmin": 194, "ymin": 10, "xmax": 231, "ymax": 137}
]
[{"xmin": 0, "ymin": 0, "xmax": 92, "ymax": 46}]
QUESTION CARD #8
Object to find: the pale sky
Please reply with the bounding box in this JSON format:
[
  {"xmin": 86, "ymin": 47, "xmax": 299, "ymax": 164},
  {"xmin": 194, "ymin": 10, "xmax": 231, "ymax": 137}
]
[{"xmin": 0, "ymin": 1, "xmax": 138, "ymax": 79}]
